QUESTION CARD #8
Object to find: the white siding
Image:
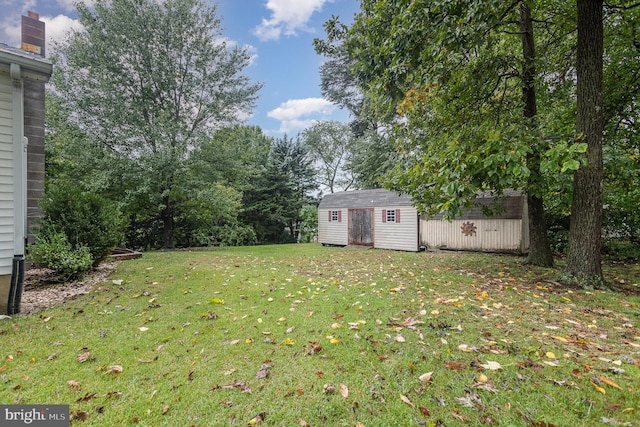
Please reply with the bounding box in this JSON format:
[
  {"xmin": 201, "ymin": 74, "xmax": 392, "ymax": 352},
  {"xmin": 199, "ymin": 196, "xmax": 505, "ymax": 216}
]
[
  {"xmin": 421, "ymin": 218, "xmax": 525, "ymax": 253},
  {"xmin": 0, "ymin": 74, "xmax": 13, "ymax": 274},
  {"xmin": 374, "ymin": 206, "xmax": 419, "ymax": 252},
  {"xmin": 318, "ymin": 209, "xmax": 348, "ymax": 246}
]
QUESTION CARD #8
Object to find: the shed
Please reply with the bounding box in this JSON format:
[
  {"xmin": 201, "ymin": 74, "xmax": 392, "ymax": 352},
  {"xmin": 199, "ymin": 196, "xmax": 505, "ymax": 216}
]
[
  {"xmin": 0, "ymin": 36, "xmax": 52, "ymax": 314},
  {"xmin": 420, "ymin": 189, "xmax": 529, "ymax": 254},
  {"xmin": 318, "ymin": 189, "xmax": 419, "ymax": 252},
  {"xmin": 318, "ymin": 188, "xmax": 529, "ymax": 254}
]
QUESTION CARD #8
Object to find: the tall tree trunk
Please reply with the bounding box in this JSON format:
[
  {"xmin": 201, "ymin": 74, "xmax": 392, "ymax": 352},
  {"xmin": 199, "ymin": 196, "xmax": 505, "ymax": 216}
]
[
  {"xmin": 161, "ymin": 195, "xmax": 175, "ymax": 249},
  {"xmin": 520, "ymin": 2, "xmax": 554, "ymax": 267},
  {"xmin": 564, "ymin": 0, "xmax": 605, "ymax": 288}
]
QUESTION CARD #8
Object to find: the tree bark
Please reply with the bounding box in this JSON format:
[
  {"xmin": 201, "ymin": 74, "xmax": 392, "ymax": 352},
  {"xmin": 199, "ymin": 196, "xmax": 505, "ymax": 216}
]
[
  {"xmin": 520, "ymin": 2, "xmax": 554, "ymax": 267},
  {"xmin": 564, "ymin": 0, "xmax": 606, "ymax": 288}
]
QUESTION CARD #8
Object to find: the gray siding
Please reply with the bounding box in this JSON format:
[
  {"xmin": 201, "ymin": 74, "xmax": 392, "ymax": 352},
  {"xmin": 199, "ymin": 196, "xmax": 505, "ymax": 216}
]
[
  {"xmin": 374, "ymin": 206, "xmax": 419, "ymax": 251},
  {"xmin": 0, "ymin": 74, "xmax": 14, "ymax": 274},
  {"xmin": 421, "ymin": 218, "xmax": 526, "ymax": 253},
  {"xmin": 318, "ymin": 208, "xmax": 348, "ymax": 246}
]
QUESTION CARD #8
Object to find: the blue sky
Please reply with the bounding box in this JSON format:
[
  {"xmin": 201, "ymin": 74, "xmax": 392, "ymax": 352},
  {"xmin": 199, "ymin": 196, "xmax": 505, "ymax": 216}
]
[{"xmin": 1, "ymin": 0, "xmax": 359, "ymax": 137}]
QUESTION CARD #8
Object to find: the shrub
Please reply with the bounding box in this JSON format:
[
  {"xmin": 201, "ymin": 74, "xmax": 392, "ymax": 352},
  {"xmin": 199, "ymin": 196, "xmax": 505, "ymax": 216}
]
[
  {"xmin": 28, "ymin": 231, "xmax": 93, "ymax": 280},
  {"xmin": 38, "ymin": 184, "xmax": 127, "ymax": 266}
]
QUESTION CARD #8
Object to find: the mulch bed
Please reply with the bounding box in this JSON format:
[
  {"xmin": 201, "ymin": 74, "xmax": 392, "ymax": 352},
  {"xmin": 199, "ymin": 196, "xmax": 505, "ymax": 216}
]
[{"xmin": 17, "ymin": 262, "xmax": 117, "ymax": 315}]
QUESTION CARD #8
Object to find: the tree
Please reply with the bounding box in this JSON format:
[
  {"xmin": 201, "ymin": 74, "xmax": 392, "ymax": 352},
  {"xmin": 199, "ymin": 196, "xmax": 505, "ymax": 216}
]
[
  {"xmin": 340, "ymin": 0, "xmax": 582, "ymax": 266},
  {"xmin": 52, "ymin": 0, "xmax": 261, "ymax": 248},
  {"xmin": 564, "ymin": 0, "xmax": 606, "ymax": 288},
  {"xmin": 301, "ymin": 121, "xmax": 359, "ymax": 193},
  {"xmin": 241, "ymin": 135, "xmax": 317, "ymax": 243}
]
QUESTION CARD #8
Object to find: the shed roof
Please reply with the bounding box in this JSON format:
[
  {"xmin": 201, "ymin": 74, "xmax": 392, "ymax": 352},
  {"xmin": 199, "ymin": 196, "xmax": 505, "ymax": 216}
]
[
  {"xmin": 319, "ymin": 189, "xmax": 414, "ymax": 209},
  {"xmin": 320, "ymin": 188, "xmax": 525, "ymax": 220},
  {"xmin": 429, "ymin": 192, "xmax": 525, "ymax": 220}
]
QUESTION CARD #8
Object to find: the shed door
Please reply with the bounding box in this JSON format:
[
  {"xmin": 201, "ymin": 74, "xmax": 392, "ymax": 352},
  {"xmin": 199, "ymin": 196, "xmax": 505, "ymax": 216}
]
[{"xmin": 348, "ymin": 209, "xmax": 373, "ymax": 246}]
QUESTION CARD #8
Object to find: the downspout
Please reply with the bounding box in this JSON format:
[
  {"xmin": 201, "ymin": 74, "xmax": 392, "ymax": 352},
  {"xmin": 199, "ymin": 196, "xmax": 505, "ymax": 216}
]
[{"xmin": 8, "ymin": 63, "xmax": 25, "ymax": 314}]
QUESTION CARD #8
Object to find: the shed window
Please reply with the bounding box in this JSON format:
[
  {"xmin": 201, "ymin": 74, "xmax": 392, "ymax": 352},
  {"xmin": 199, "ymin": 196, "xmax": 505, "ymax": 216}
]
[
  {"xmin": 329, "ymin": 210, "xmax": 342, "ymax": 222},
  {"xmin": 382, "ymin": 209, "xmax": 401, "ymax": 223}
]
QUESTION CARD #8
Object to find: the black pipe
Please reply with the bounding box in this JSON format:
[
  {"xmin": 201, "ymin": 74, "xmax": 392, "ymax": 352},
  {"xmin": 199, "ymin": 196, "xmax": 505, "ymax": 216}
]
[{"xmin": 8, "ymin": 255, "xmax": 25, "ymax": 314}]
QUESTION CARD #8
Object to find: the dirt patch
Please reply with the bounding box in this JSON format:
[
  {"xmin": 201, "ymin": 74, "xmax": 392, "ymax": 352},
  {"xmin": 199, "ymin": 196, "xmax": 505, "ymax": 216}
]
[{"xmin": 17, "ymin": 262, "xmax": 118, "ymax": 316}]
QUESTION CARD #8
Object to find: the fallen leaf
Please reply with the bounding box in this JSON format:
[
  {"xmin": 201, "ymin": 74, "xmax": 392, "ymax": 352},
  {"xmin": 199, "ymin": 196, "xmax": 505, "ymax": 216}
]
[
  {"xmin": 77, "ymin": 352, "xmax": 92, "ymax": 363},
  {"xmin": 247, "ymin": 412, "xmax": 265, "ymax": 425},
  {"xmin": 593, "ymin": 382, "xmax": 606, "ymax": 394},
  {"xmin": 340, "ymin": 383, "xmax": 349, "ymax": 398},
  {"xmin": 419, "ymin": 406, "xmax": 430, "ymax": 417},
  {"xmin": 477, "ymin": 373, "xmax": 489, "ymax": 383},
  {"xmin": 220, "ymin": 381, "xmax": 251, "ymax": 394},
  {"xmin": 597, "ymin": 376, "xmax": 622, "ymax": 390},
  {"xmin": 480, "ymin": 361, "xmax": 502, "ymax": 371},
  {"xmin": 400, "ymin": 395, "xmax": 414, "ymax": 406},
  {"xmin": 105, "ymin": 365, "xmax": 123, "ymax": 375},
  {"xmin": 444, "ymin": 361, "xmax": 464, "ymax": 371},
  {"xmin": 305, "ymin": 342, "xmax": 322, "ymax": 355},
  {"xmin": 161, "ymin": 404, "xmax": 170, "ymax": 415},
  {"xmin": 75, "ymin": 392, "xmax": 97, "ymax": 403},
  {"xmin": 105, "ymin": 391, "xmax": 121, "ymax": 399},
  {"xmin": 256, "ymin": 363, "xmax": 271, "ymax": 379},
  {"xmin": 298, "ymin": 418, "xmax": 309, "ymax": 426},
  {"xmin": 419, "ymin": 372, "xmax": 433, "ymax": 383},
  {"xmin": 67, "ymin": 380, "xmax": 81, "ymax": 391},
  {"xmin": 394, "ymin": 335, "xmax": 406, "ymax": 343}
]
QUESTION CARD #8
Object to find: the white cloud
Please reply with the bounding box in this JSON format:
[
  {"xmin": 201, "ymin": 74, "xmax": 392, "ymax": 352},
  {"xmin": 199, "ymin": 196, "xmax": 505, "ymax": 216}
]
[
  {"xmin": 42, "ymin": 14, "xmax": 83, "ymax": 54},
  {"xmin": 57, "ymin": 0, "xmax": 96, "ymax": 12},
  {"xmin": 253, "ymin": 0, "xmax": 330, "ymax": 41},
  {"xmin": 268, "ymin": 97, "xmax": 335, "ymax": 133}
]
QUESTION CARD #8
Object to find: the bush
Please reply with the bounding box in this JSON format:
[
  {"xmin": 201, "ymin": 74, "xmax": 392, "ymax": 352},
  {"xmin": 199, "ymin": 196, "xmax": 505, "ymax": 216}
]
[
  {"xmin": 38, "ymin": 184, "xmax": 127, "ymax": 266},
  {"xmin": 28, "ymin": 231, "xmax": 93, "ymax": 279}
]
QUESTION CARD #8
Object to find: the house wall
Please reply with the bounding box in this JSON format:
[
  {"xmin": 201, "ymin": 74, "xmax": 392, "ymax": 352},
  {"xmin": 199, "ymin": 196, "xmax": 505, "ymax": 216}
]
[
  {"xmin": 318, "ymin": 208, "xmax": 348, "ymax": 246},
  {"xmin": 420, "ymin": 218, "xmax": 525, "ymax": 253},
  {"xmin": 374, "ymin": 206, "xmax": 419, "ymax": 252},
  {"xmin": 0, "ymin": 73, "xmax": 15, "ymax": 276},
  {"xmin": 23, "ymin": 78, "xmax": 45, "ymax": 244}
]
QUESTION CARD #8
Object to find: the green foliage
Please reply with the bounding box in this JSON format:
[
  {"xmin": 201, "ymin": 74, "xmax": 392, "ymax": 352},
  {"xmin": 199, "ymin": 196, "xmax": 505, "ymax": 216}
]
[
  {"xmin": 298, "ymin": 205, "xmax": 319, "ymax": 243},
  {"xmin": 241, "ymin": 135, "xmax": 317, "ymax": 244},
  {"xmin": 175, "ymin": 185, "xmax": 256, "ymax": 247},
  {"xmin": 52, "ymin": 0, "xmax": 262, "ymax": 249},
  {"xmin": 38, "ymin": 184, "xmax": 126, "ymax": 266},
  {"xmin": 541, "ymin": 141, "xmax": 588, "ymax": 174},
  {"xmin": 28, "ymin": 231, "xmax": 93, "ymax": 280}
]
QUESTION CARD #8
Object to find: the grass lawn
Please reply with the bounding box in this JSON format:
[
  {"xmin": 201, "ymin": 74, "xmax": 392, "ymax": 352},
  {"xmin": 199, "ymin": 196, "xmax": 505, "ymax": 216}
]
[{"xmin": 1, "ymin": 244, "xmax": 639, "ymax": 426}]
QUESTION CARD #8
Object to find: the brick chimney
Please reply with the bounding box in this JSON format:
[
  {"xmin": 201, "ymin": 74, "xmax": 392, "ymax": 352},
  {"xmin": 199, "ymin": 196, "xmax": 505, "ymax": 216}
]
[{"xmin": 21, "ymin": 11, "xmax": 46, "ymax": 57}]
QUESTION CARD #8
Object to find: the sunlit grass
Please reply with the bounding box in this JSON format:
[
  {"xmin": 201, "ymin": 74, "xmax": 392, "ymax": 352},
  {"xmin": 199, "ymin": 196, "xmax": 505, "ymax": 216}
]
[{"xmin": 1, "ymin": 244, "xmax": 639, "ymax": 426}]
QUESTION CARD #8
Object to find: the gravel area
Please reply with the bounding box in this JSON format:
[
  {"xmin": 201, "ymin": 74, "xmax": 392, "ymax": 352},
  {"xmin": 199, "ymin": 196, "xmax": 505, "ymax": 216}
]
[{"xmin": 17, "ymin": 262, "xmax": 118, "ymax": 315}]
